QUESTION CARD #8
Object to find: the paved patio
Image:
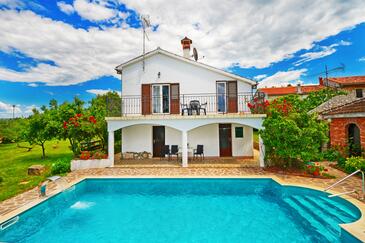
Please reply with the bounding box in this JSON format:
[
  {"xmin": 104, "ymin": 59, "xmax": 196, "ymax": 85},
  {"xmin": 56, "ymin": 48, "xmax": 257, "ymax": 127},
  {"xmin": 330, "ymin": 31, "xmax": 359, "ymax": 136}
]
[{"xmin": 0, "ymin": 163, "xmax": 364, "ymax": 217}]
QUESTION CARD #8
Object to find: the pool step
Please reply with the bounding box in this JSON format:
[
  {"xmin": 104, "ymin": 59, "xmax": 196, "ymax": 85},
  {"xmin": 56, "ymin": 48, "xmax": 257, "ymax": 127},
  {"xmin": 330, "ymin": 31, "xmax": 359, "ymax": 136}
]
[
  {"xmin": 303, "ymin": 196, "xmax": 354, "ymax": 222},
  {"xmin": 291, "ymin": 196, "xmax": 341, "ymax": 236},
  {"xmin": 283, "ymin": 197, "xmax": 338, "ymax": 242},
  {"xmin": 318, "ymin": 196, "xmax": 358, "ymax": 219}
]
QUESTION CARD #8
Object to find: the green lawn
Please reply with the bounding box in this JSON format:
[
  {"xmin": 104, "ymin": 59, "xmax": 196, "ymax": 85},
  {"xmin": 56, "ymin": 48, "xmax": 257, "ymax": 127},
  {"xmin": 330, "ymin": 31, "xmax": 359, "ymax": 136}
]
[
  {"xmin": 253, "ymin": 130, "xmax": 259, "ymax": 143},
  {"xmin": 0, "ymin": 140, "xmax": 72, "ymax": 201}
]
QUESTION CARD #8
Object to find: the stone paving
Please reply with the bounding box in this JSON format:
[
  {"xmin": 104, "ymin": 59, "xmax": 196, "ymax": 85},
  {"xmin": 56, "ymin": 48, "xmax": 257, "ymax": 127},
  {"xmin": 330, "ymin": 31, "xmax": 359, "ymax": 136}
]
[{"xmin": 1, "ymin": 163, "xmax": 364, "ymax": 217}]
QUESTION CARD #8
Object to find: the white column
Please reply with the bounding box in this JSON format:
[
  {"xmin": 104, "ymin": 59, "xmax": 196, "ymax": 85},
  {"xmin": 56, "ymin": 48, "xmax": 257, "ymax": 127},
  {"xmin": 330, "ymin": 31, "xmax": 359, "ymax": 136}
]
[
  {"xmin": 121, "ymin": 129, "xmax": 123, "ymax": 155},
  {"xmin": 259, "ymin": 135, "xmax": 265, "ymax": 167},
  {"xmin": 108, "ymin": 130, "xmax": 115, "ymax": 166},
  {"xmin": 182, "ymin": 130, "xmax": 188, "ymax": 167}
]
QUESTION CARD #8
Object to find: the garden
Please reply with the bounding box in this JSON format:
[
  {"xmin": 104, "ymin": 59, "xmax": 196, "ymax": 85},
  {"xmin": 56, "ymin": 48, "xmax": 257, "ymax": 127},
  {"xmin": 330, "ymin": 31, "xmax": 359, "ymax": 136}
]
[
  {"xmin": 0, "ymin": 92, "xmax": 120, "ymax": 201},
  {"xmin": 254, "ymin": 88, "xmax": 364, "ymax": 178}
]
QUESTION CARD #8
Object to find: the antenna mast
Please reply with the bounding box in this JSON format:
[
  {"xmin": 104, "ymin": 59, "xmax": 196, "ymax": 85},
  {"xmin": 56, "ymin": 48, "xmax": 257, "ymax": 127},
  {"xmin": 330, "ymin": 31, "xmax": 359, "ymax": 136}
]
[
  {"xmin": 308, "ymin": 64, "xmax": 345, "ymax": 86},
  {"xmin": 141, "ymin": 15, "xmax": 151, "ymax": 71}
]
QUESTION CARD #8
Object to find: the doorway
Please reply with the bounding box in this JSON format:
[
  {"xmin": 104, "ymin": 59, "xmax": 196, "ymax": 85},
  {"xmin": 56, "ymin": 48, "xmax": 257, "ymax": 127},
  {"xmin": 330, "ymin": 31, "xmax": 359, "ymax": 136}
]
[
  {"xmin": 153, "ymin": 126, "xmax": 165, "ymax": 157},
  {"xmin": 348, "ymin": 123, "xmax": 361, "ymax": 156},
  {"xmin": 219, "ymin": 124, "xmax": 232, "ymax": 157}
]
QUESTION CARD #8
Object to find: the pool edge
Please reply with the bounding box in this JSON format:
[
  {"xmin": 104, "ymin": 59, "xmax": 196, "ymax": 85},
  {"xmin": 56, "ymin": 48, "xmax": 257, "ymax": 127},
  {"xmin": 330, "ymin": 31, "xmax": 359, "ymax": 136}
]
[{"xmin": 1, "ymin": 175, "xmax": 364, "ymax": 241}]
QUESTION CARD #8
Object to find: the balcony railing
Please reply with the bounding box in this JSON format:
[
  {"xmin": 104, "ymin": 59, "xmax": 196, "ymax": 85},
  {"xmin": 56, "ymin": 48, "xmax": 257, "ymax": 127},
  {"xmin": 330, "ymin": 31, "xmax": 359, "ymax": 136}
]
[{"xmin": 106, "ymin": 92, "xmax": 265, "ymax": 116}]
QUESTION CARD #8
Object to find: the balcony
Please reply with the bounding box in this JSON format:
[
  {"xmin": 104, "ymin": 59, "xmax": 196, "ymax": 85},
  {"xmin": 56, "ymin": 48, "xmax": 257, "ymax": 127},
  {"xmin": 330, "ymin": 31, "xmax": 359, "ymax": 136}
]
[{"xmin": 106, "ymin": 92, "xmax": 265, "ymax": 117}]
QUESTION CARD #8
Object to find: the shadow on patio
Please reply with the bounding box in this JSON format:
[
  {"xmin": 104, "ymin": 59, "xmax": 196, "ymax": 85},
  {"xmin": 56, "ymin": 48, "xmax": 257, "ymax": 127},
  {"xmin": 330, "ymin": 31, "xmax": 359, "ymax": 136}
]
[{"xmin": 114, "ymin": 150, "xmax": 260, "ymax": 168}]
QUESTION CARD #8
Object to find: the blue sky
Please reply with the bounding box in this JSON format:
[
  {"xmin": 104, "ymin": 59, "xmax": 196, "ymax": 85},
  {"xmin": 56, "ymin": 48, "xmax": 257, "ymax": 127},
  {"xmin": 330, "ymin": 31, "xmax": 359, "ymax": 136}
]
[{"xmin": 0, "ymin": 0, "xmax": 365, "ymax": 117}]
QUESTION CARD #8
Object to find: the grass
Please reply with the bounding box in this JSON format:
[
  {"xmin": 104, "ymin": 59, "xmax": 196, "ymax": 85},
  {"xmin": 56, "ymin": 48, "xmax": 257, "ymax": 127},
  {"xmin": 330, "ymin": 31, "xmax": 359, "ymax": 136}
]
[
  {"xmin": 0, "ymin": 140, "xmax": 72, "ymax": 201},
  {"xmin": 253, "ymin": 130, "xmax": 259, "ymax": 143}
]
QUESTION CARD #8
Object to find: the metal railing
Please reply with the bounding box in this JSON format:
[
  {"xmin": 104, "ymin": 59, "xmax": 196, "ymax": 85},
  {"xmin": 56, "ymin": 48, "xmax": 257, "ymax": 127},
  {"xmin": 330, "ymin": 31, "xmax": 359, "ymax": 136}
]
[
  {"xmin": 106, "ymin": 92, "xmax": 264, "ymax": 116},
  {"xmin": 324, "ymin": 169, "xmax": 365, "ymax": 199}
]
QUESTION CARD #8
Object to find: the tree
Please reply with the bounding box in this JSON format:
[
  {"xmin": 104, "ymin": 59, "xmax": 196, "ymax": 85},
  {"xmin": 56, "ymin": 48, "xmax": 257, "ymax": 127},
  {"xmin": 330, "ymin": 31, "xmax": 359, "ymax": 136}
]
[
  {"xmin": 260, "ymin": 99, "xmax": 328, "ymax": 168},
  {"xmin": 259, "ymin": 89, "xmax": 343, "ymax": 169},
  {"xmin": 22, "ymin": 109, "xmax": 58, "ymax": 159},
  {"xmin": 0, "ymin": 118, "xmax": 27, "ymax": 144},
  {"xmin": 88, "ymin": 92, "xmax": 121, "ymax": 150}
]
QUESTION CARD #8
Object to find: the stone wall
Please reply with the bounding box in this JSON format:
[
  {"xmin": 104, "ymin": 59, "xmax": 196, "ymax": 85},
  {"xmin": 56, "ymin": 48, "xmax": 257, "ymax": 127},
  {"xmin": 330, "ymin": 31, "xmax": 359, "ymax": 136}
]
[
  {"xmin": 122, "ymin": 151, "xmax": 152, "ymax": 160},
  {"xmin": 330, "ymin": 117, "xmax": 365, "ymax": 150}
]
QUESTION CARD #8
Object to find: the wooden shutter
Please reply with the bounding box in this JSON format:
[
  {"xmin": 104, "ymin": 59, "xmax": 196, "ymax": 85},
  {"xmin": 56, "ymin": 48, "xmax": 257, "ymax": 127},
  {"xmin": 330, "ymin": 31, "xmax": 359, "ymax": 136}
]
[
  {"xmin": 141, "ymin": 84, "xmax": 151, "ymax": 115},
  {"xmin": 170, "ymin": 83, "xmax": 180, "ymax": 114},
  {"xmin": 227, "ymin": 81, "xmax": 238, "ymax": 113}
]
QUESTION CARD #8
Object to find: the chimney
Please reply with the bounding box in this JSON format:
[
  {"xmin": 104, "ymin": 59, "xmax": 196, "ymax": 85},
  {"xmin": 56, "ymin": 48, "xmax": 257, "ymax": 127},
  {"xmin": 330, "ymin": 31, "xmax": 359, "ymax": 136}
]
[
  {"xmin": 181, "ymin": 36, "xmax": 192, "ymax": 59},
  {"xmin": 319, "ymin": 77, "xmax": 324, "ymax": 86},
  {"xmin": 296, "ymin": 82, "xmax": 302, "ymax": 94}
]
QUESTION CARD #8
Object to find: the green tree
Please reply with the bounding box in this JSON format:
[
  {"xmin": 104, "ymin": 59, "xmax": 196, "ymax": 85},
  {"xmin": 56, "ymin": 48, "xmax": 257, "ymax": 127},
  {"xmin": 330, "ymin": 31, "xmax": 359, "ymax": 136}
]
[
  {"xmin": 22, "ymin": 109, "xmax": 58, "ymax": 159},
  {"xmin": 259, "ymin": 88, "xmax": 343, "ymax": 169},
  {"xmin": 88, "ymin": 91, "xmax": 121, "ymax": 151},
  {"xmin": 301, "ymin": 88, "xmax": 347, "ymax": 112},
  {"xmin": 0, "ymin": 118, "xmax": 27, "ymax": 143}
]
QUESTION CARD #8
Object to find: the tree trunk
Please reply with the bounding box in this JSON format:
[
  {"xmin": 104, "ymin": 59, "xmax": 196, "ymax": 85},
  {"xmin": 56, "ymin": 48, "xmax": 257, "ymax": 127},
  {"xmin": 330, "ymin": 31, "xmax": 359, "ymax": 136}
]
[{"xmin": 41, "ymin": 143, "xmax": 46, "ymax": 159}]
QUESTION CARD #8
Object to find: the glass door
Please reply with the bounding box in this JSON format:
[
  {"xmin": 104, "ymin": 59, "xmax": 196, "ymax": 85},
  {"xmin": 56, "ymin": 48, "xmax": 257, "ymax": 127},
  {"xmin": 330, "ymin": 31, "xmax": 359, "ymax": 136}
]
[
  {"xmin": 152, "ymin": 84, "xmax": 170, "ymax": 114},
  {"xmin": 217, "ymin": 82, "xmax": 227, "ymax": 113}
]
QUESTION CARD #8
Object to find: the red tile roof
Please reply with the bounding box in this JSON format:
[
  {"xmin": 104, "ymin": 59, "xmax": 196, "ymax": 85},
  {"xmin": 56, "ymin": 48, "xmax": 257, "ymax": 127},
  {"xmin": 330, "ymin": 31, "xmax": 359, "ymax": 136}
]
[
  {"xmin": 259, "ymin": 85, "xmax": 324, "ymax": 95},
  {"xmin": 325, "ymin": 76, "xmax": 365, "ymax": 85},
  {"xmin": 321, "ymin": 98, "xmax": 365, "ymax": 115}
]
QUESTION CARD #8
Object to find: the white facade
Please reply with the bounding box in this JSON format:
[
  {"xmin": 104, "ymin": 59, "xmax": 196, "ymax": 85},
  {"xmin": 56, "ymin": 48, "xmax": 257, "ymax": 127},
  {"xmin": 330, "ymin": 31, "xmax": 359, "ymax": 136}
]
[
  {"xmin": 121, "ymin": 123, "xmax": 253, "ymax": 157},
  {"xmin": 122, "ymin": 52, "xmax": 252, "ymax": 96},
  {"xmin": 107, "ymin": 46, "xmax": 266, "ymax": 167}
]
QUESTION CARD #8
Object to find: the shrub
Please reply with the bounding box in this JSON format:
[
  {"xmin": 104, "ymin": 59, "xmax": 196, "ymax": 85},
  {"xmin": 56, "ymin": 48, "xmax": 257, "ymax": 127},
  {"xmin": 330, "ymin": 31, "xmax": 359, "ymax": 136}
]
[
  {"xmin": 322, "ymin": 148, "xmax": 342, "ymax": 162},
  {"xmin": 51, "ymin": 158, "xmax": 71, "ymax": 175},
  {"xmin": 0, "ymin": 177, "xmax": 3, "ymax": 183},
  {"xmin": 344, "ymin": 156, "xmax": 365, "ymax": 173},
  {"xmin": 337, "ymin": 157, "xmax": 347, "ymax": 168},
  {"xmin": 79, "ymin": 150, "xmax": 107, "ymax": 160}
]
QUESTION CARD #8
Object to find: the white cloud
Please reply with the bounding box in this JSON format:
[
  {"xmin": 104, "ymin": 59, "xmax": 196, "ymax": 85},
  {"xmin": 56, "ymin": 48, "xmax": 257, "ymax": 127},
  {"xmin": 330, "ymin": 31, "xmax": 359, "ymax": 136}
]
[
  {"xmin": 0, "ymin": 101, "xmax": 40, "ymax": 118},
  {"xmin": 73, "ymin": 0, "xmax": 116, "ymax": 22},
  {"xmin": 359, "ymin": 57, "xmax": 365, "ymax": 62},
  {"xmin": 0, "ymin": 0, "xmax": 24, "ymax": 9},
  {"xmin": 253, "ymin": 74, "xmax": 267, "ymax": 81},
  {"xmin": 0, "ymin": 101, "xmax": 22, "ymax": 118},
  {"xmin": 0, "ymin": 1, "xmax": 364, "ymax": 86},
  {"xmin": 27, "ymin": 83, "xmax": 38, "ymax": 87},
  {"xmin": 258, "ymin": 69, "xmax": 307, "ymax": 88},
  {"xmin": 57, "ymin": 1, "xmax": 75, "ymax": 15},
  {"xmin": 86, "ymin": 89, "xmax": 121, "ymax": 96},
  {"xmin": 294, "ymin": 40, "xmax": 352, "ymax": 66}
]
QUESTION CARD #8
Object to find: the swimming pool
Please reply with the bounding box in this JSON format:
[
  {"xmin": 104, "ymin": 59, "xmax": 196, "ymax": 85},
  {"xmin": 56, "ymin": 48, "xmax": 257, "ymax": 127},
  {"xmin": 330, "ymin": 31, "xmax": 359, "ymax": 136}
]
[{"xmin": 0, "ymin": 178, "xmax": 362, "ymax": 242}]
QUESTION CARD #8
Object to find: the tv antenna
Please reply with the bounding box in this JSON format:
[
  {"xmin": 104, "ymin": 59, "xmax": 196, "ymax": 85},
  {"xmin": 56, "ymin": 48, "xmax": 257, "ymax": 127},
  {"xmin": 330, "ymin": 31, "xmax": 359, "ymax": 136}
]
[
  {"xmin": 308, "ymin": 63, "xmax": 345, "ymax": 79},
  {"xmin": 141, "ymin": 15, "xmax": 151, "ymax": 71}
]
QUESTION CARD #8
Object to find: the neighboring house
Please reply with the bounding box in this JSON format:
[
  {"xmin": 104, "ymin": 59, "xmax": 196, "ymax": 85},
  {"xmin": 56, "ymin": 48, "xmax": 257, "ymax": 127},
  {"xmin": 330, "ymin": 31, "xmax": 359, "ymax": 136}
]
[
  {"xmin": 310, "ymin": 90, "xmax": 365, "ymax": 156},
  {"xmin": 319, "ymin": 76, "xmax": 365, "ymax": 92},
  {"xmin": 260, "ymin": 84, "xmax": 324, "ymax": 100},
  {"xmin": 259, "ymin": 75, "xmax": 365, "ymax": 100},
  {"xmin": 106, "ymin": 37, "xmax": 266, "ymax": 167}
]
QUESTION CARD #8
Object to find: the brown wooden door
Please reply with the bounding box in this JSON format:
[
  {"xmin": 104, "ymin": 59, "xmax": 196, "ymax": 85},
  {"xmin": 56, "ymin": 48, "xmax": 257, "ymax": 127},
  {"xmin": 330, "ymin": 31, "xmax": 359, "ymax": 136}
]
[
  {"xmin": 153, "ymin": 126, "xmax": 165, "ymax": 157},
  {"xmin": 219, "ymin": 124, "xmax": 232, "ymax": 157},
  {"xmin": 170, "ymin": 83, "xmax": 180, "ymax": 114},
  {"xmin": 227, "ymin": 81, "xmax": 237, "ymax": 113},
  {"xmin": 141, "ymin": 84, "xmax": 151, "ymax": 115}
]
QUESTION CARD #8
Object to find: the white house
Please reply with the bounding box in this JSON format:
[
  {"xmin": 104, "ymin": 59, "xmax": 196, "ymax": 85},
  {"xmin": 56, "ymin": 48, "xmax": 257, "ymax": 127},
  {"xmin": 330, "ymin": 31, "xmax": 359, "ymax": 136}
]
[{"xmin": 106, "ymin": 37, "xmax": 266, "ymax": 167}]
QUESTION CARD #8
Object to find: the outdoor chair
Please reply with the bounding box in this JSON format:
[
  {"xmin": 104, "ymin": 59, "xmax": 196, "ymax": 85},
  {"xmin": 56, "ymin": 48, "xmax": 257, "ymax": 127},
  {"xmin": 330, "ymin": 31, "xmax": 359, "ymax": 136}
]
[
  {"xmin": 193, "ymin": 145, "xmax": 204, "ymax": 160},
  {"xmin": 170, "ymin": 145, "xmax": 179, "ymax": 160},
  {"xmin": 181, "ymin": 103, "xmax": 191, "ymax": 116},
  {"xmin": 189, "ymin": 100, "xmax": 201, "ymax": 115},
  {"xmin": 199, "ymin": 102, "xmax": 207, "ymax": 115},
  {"xmin": 160, "ymin": 145, "xmax": 170, "ymax": 160}
]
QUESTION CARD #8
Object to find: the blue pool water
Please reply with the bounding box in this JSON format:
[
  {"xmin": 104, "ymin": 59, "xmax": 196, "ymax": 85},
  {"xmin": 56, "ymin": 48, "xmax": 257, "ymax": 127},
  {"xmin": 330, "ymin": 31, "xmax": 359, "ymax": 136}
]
[{"xmin": 0, "ymin": 179, "xmax": 362, "ymax": 242}]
